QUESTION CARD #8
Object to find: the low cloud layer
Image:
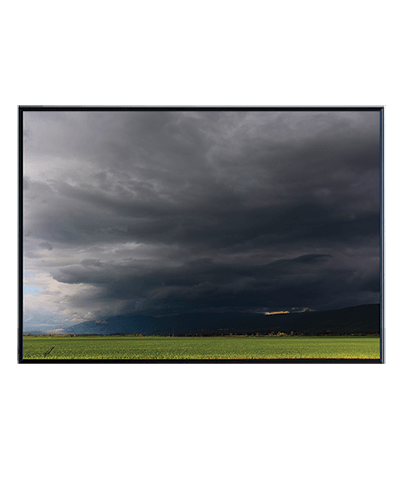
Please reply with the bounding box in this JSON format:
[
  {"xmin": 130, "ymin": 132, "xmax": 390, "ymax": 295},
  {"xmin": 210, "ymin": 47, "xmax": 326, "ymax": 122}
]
[{"xmin": 22, "ymin": 110, "xmax": 381, "ymax": 329}]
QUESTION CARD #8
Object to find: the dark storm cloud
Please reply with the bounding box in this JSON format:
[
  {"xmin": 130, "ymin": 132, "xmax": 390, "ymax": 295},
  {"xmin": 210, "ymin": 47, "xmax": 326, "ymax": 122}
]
[
  {"xmin": 23, "ymin": 110, "xmax": 381, "ymax": 324},
  {"xmin": 49, "ymin": 249, "xmax": 374, "ymax": 315}
]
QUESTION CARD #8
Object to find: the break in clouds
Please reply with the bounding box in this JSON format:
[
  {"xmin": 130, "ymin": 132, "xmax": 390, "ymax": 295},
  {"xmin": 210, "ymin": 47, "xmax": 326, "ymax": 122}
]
[{"xmin": 23, "ymin": 110, "xmax": 381, "ymax": 330}]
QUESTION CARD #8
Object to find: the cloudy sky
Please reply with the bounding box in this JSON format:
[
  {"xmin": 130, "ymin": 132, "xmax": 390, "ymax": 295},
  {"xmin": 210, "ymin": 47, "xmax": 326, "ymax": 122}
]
[{"xmin": 22, "ymin": 109, "xmax": 381, "ymax": 331}]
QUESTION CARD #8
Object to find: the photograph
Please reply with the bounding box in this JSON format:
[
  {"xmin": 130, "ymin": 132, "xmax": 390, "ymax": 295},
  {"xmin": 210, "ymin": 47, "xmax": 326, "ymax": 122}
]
[{"xmin": 19, "ymin": 107, "xmax": 383, "ymax": 362}]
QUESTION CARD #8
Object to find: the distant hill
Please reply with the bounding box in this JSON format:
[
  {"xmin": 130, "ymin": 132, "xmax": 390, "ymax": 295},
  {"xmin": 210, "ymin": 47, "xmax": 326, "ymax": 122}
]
[
  {"xmin": 64, "ymin": 304, "xmax": 380, "ymax": 336},
  {"xmin": 63, "ymin": 312, "xmax": 253, "ymax": 336},
  {"xmin": 64, "ymin": 314, "xmax": 156, "ymax": 335},
  {"xmin": 212, "ymin": 304, "xmax": 380, "ymax": 335},
  {"xmin": 23, "ymin": 330, "xmax": 45, "ymax": 336}
]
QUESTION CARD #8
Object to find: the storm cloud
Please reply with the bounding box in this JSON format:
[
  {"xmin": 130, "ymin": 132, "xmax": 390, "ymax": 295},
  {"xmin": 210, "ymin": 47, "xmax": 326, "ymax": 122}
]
[{"xmin": 22, "ymin": 109, "xmax": 381, "ymax": 330}]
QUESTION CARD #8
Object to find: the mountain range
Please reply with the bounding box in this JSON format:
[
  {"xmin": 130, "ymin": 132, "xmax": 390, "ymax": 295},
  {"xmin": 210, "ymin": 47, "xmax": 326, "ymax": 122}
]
[{"xmin": 58, "ymin": 304, "xmax": 380, "ymax": 336}]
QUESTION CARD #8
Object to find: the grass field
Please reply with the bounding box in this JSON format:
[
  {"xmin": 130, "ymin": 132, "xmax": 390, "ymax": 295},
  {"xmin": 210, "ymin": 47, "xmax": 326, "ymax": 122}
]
[{"xmin": 22, "ymin": 336, "xmax": 380, "ymax": 360}]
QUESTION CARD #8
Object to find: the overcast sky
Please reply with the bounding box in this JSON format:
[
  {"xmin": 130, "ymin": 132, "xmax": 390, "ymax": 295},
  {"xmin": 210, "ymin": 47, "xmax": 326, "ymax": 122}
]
[{"xmin": 22, "ymin": 109, "xmax": 381, "ymax": 330}]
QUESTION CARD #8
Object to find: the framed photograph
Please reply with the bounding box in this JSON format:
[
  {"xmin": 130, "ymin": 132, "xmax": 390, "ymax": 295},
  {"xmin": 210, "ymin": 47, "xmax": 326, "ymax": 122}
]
[{"xmin": 19, "ymin": 106, "xmax": 383, "ymax": 363}]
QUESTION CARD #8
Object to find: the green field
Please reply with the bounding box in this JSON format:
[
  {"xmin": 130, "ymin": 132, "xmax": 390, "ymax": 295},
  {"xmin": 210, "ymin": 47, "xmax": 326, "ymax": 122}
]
[{"xmin": 22, "ymin": 336, "xmax": 380, "ymax": 360}]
